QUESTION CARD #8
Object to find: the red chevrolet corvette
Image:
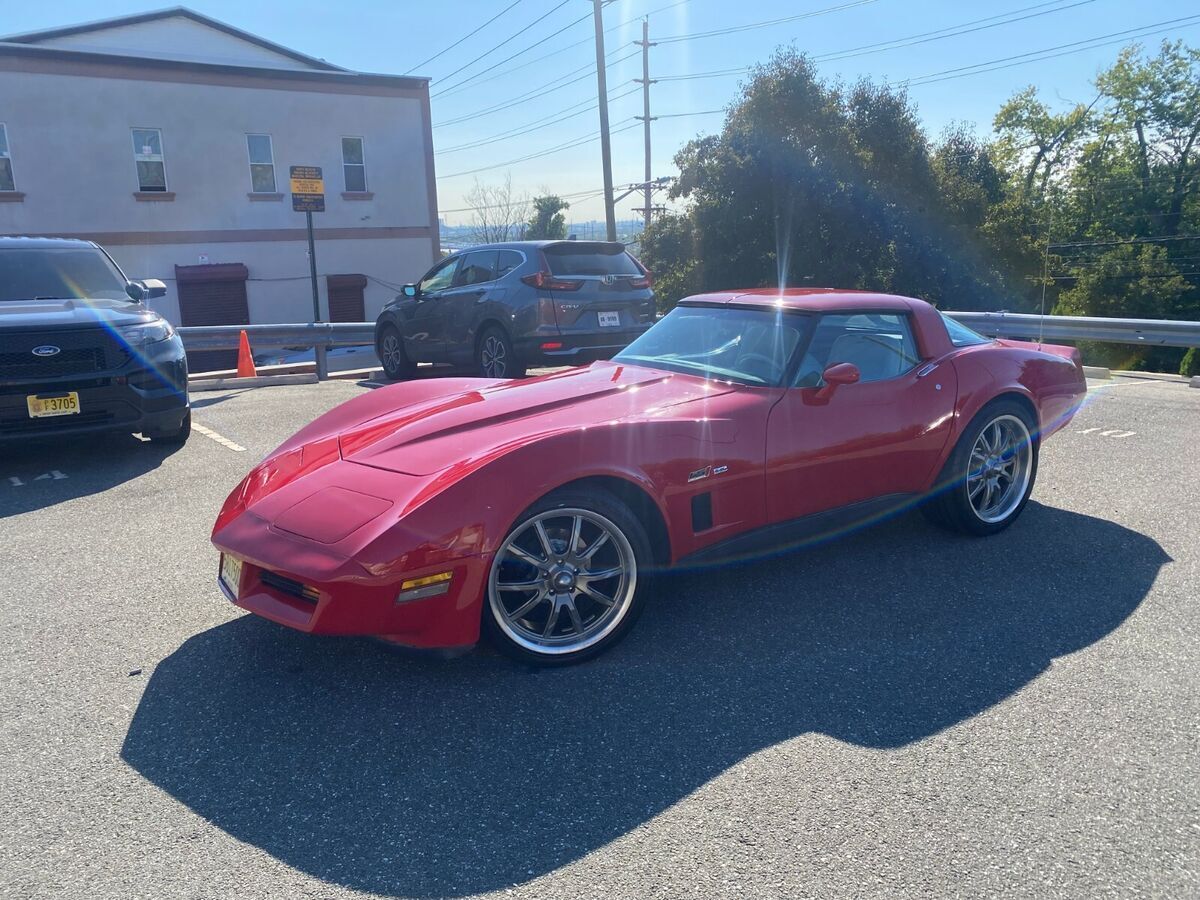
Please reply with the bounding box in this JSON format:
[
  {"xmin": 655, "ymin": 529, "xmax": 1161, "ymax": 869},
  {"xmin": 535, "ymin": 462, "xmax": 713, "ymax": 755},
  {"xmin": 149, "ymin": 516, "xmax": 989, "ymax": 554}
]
[{"xmin": 212, "ymin": 290, "xmax": 1086, "ymax": 665}]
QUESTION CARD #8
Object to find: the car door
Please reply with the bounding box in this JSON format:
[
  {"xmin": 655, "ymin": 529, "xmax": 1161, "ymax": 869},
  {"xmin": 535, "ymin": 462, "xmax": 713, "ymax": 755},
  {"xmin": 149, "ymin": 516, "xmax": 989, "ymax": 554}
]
[
  {"xmin": 764, "ymin": 311, "xmax": 957, "ymax": 524},
  {"xmin": 403, "ymin": 255, "xmax": 460, "ymax": 362},
  {"xmin": 440, "ymin": 250, "xmax": 499, "ymax": 365}
]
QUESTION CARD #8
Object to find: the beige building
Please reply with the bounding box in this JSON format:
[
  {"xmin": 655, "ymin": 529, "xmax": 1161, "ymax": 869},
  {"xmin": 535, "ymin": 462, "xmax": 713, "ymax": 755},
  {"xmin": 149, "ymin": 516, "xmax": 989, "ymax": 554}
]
[{"xmin": 0, "ymin": 7, "xmax": 437, "ymax": 337}]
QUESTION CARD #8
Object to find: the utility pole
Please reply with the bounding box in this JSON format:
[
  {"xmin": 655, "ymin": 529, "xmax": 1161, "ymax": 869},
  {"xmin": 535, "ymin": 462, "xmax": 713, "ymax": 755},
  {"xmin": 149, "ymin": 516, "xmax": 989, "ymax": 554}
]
[
  {"xmin": 592, "ymin": 0, "xmax": 617, "ymax": 242},
  {"xmin": 634, "ymin": 17, "xmax": 656, "ymax": 227}
]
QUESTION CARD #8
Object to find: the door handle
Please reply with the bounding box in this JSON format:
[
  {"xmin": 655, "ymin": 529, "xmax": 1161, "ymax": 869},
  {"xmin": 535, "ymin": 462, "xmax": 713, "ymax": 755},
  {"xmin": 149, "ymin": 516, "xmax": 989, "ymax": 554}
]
[{"xmin": 917, "ymin": 362, "xmax": 938, "ymax": 377}]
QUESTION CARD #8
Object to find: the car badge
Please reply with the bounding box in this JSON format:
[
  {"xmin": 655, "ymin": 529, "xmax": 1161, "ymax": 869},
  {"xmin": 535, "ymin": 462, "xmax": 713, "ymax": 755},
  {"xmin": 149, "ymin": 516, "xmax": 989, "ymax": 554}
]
[
  {"xmin": 31, "ymin": 345, "xmax": 61, "ymax": 357},
  {"xmin": 603, "ymin": 274, "xmax": 617, "ymax": 285},
  {"xmin": 688, "ymin": 466, "xmax": 711, "ymax": 483}
]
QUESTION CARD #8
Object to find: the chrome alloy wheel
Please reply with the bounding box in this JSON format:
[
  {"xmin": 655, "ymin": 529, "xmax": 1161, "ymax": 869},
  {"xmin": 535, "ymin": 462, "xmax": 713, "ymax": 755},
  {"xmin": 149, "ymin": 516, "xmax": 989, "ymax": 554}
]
[
  {"xmin": 381, "ymin": 332, "xmax": 404, "ymax": 369},
  {"xmin": 480, "ymin": 334, "xmax": 508, "ymax": 377},
  {"xmin": 488, "ymin": 508, "xmax": 637, "ymax": 655},
  {"xmin": 967, "ymin": 414, "xmax": 1033, "ymax": 524}
]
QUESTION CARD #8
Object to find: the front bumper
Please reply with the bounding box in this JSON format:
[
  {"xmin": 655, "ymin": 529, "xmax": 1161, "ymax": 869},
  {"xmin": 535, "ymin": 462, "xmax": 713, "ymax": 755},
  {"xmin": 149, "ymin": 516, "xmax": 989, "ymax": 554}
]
[
  {"xmin": 213, "ymin": 496, "xmax": 490, "ymax": 649},
  {"xmin": 0, "ymin": 336, "xmax": 188, "ymax": 441},
  {"xmin": 517, "ymin": 325, "xmax": 650, "ymax": 366}
]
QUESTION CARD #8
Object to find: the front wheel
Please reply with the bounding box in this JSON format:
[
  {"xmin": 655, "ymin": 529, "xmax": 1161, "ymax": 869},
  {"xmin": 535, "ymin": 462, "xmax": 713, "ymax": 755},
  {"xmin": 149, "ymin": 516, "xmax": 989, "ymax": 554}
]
[
  {"xmin": 377, "ymin": 323, "xmax": 415, "ymax": 381},
  {"xmin": 483, "ymin": 488, "xmax": 651, "ymax": 666},
  {"xmin": 146, "ymin": 408, "xmax": 191, "ymax": 444},
  {"xmin": 922, "ymin": 400, "xmax": 1038, "ymax": 536}
]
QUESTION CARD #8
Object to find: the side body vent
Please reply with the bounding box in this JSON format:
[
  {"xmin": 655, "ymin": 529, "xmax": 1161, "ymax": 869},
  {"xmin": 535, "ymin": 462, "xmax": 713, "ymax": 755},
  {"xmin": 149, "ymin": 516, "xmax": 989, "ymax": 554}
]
[{"xmin": 691, "ymin": 492, "xmax": 713, "ymax": 533}]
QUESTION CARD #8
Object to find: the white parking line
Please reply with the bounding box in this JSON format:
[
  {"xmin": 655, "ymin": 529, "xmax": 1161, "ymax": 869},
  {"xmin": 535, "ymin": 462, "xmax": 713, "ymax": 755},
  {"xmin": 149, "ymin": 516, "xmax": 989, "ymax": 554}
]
[{"xmin": 191, "ymin": 422, "xmax": 246, "ymax": 452}]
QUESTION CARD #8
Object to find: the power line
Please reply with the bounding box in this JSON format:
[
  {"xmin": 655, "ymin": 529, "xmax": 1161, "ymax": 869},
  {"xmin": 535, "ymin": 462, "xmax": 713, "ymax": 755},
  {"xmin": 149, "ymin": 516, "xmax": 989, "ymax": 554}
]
[
  {"xmin": 433, "ymin": 0, "xmax": 691, "ymax": 100},
  {"xmin": 435, "ymin": 47, "xmax": 641, "ymax": 128},
  {"xmin": 439, "ymin": 120, "xmax": 641, "ymax": 180},
  {"xmin": 403, "ymin": 0, "xmax": 526, "ymax": 75},
  {"xmin": 433, "ymin": 0, "xmax": 575, "ymax": 87},
  {"xmin": 438, "ymin": 186, "xmax": 607, "ymax": 215},
  {"xmin": 437, "ymin": 86, "xmax": 641, "ymax": 154},
  {"xmin": 1049, "ymin": 234, "xmax": 1200, "ymax": 249},
  {"xmin": 656, "ymin": 0, "xmax": 879, "ymax": 44},
  {"xmin": 653, "ymin": 1, "xmax": 1107, "ymax": 83},
  {"xmin": 901, "ymin": 15, "xmax": 1200, "ymax": 86}
]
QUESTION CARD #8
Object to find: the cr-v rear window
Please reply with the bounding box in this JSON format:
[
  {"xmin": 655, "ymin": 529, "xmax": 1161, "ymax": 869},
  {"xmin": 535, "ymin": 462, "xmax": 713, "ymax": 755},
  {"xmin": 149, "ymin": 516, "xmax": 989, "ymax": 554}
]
[{"xmin": 543, "ymin": 243, "xmax": 642, "ymax": 277}]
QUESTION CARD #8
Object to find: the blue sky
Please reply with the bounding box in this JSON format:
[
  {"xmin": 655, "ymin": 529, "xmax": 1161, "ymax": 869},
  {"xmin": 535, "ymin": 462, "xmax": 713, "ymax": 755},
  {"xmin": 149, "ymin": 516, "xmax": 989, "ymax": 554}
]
[{"xmin": 5, "ymin": 0, "xmax": 1198, "ymax": 226}]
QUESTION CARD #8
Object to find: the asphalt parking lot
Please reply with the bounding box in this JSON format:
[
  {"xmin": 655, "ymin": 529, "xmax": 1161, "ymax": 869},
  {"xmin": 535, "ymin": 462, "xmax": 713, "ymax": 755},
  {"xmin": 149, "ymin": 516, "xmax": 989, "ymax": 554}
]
[{"xmin": 1, "ymin": 373, "xmax": 1197, "ymax": 899}]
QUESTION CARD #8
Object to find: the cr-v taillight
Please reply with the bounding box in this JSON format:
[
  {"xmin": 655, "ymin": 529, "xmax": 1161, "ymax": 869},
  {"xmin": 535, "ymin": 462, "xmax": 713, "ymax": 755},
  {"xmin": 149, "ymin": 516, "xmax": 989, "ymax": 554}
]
[
  {"xmin": 521, "ymin": 270, "xmax": 583, "ymax": 291},
  {"xmin": 521, "ymin": 250, "xmax": 583, "ymax": 291},
  {"xmin": 628, "ymin": 254, "xmax": 654, "ymax": 289}
]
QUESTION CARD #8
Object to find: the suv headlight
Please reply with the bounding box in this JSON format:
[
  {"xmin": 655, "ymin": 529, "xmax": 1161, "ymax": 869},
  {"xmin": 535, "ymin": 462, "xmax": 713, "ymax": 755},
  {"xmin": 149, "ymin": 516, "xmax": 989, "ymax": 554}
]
[{"xmin": 120, "ymin": 319, "xmax": 176, "ymax": 346}]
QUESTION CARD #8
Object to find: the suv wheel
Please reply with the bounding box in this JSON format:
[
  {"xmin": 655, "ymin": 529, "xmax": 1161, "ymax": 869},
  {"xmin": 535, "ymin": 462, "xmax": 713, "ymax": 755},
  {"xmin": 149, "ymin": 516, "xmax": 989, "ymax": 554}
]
[
  {"xmin": 377, "ymin": 323, "xmax": 415, "ymax": 381},
  {"xmin": 476, "ymin": 325, "xmax": 524, "ymax": 379}
]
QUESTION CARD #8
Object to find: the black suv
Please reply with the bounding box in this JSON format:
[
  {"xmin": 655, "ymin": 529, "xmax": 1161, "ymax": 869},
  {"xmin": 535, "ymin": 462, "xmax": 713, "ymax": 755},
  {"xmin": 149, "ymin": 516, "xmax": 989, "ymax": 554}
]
[
  {"xmin": 374, "ymin": 241, "xmax": 655, "ymax": 379},
  {"xmin": 0, "ymin": 237, "xmax": 190, "ymax": 444}
]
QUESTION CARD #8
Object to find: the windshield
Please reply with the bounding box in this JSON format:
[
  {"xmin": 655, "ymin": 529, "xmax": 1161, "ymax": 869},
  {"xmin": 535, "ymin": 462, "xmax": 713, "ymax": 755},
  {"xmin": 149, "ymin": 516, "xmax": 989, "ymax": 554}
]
[
  {"xmin": 0, "ymin": 248, "xmax": 132, "ymax": 302},
  {"xmin": 614, "ymin": 305, "xmax": 806, "ymax": 386}
]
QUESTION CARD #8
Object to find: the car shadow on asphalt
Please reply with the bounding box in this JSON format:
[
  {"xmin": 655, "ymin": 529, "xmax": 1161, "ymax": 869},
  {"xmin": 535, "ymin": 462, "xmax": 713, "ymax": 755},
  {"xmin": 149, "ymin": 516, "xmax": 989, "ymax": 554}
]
[
  {"xmin": 0, "ymin": 433, "xmax": 184, "ymax": 519},
  {"xmin": 121, "ymin": 502, "xmax": 1168, "ymax": 898}
]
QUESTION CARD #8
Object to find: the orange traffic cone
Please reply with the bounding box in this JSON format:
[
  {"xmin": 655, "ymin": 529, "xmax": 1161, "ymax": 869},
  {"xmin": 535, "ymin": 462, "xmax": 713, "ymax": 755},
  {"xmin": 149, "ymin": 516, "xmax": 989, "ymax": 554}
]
[{"xmin": 236, "ymin": 329, "xmax": 258, "ymax": 378}]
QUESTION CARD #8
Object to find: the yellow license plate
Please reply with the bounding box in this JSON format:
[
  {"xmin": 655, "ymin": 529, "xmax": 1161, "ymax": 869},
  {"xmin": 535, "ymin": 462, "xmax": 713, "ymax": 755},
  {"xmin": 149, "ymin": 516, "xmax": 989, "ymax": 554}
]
[
  {"xmin": 220, "ymin": 554, "xmax": 244, "ymax": 598},
  {"xmin": 27, "ymin": 392, "xmax": 80, "ymax": 418}
]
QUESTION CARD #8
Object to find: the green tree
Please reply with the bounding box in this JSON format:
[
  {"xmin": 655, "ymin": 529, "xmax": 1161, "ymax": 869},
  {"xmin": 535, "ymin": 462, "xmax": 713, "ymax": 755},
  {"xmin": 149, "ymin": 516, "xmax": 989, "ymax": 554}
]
[{"xmin": 525, "ymin": 195, "xmax": 570, "ymax": 240}]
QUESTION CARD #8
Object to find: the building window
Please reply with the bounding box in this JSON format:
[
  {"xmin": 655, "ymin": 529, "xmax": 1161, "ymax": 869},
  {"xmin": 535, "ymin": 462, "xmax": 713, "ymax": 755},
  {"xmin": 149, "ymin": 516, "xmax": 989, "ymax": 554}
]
[
  {"xmin": 131, "ymin": 128, "xmax": 167, "ymax": 192},
  {"xmin": 0, "ymin": 124, "xmax": 14, "ymax": 192},
  {"xmin": 246, "ymin": 134, "xmax": 276, "ymax": 193},
  {"xmin": 342, "ymin": 136, "xmax": 366, "ymax": 192}
]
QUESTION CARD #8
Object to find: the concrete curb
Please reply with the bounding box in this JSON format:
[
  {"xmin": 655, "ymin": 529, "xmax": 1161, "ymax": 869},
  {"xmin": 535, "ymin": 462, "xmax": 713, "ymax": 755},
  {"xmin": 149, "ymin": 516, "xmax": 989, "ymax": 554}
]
[
  {"xmin": 1082, "ymin": 365, "xmax": 1111, "ymax": 379},
  {"xmin": 1111, "ymin": 370, "xmax": 1190, "ymax": 383},
  {"xmin": 188, "ymin": 373, "xmax": 319, "ymax": 393},
  {"xmin": 1190, "ymin": 375, "xmax": 1200, "ymax": 389}
]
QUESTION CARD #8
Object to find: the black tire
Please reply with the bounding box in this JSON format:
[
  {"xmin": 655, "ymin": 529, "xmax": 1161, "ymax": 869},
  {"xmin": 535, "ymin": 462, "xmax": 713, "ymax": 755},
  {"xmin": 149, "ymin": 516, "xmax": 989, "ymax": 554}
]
[
  {"xmin": 147, "ymin": 408, "xmax": 191, "ymax": 445},
  {"xmin": 377, "ymin": 323, "xmax": 416, "ymax": 381},
  {"xmin": 921, "ymin": 398, "xmax": 1039, "ymax": 536},
  {"xmin": 476, "ymin": 325, "xmax": 525, "ymax": 379},
  {"xmin": 482, "ymin": 487, "xmax": 652, "ymax": 666}
]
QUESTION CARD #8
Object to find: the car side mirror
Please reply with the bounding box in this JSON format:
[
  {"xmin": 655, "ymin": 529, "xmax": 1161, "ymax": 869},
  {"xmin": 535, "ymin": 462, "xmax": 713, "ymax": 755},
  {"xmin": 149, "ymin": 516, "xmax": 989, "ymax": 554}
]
[
  {"xmin": 814, "ymin": 362, "xmax": 860, "ymax": 401},
  {"xmin": 403, "ymin": 284, "xmax": 418, "ymax": 298},
  {"xmin": 142, "ymin": 278, "xmax": 167, "ymax": 299}
]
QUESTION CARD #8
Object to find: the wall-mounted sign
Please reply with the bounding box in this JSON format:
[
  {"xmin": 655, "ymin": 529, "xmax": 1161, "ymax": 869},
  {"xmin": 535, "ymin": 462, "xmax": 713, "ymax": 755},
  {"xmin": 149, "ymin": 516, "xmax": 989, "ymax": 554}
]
[{"xmin": 290, "ymin": 165, "xmax": 325, "ymax": 212}]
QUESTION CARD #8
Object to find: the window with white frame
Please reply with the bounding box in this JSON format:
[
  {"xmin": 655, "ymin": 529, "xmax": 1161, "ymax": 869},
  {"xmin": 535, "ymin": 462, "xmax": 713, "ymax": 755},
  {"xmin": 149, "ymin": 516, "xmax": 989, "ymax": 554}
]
[
  {"xmin": 246, "ymin": 134, "xmax": 276, "ymax": 193},
  {"xmin": 342, "ymin": 136, "xmax": 366, "ymax": 192},
  {"xmin": 0, "ymin": 124, "xmax": 14, "ymax": 192},
  {"xmin": 131, "ymin": 128, "xmax": 167, "ymax": 192}
]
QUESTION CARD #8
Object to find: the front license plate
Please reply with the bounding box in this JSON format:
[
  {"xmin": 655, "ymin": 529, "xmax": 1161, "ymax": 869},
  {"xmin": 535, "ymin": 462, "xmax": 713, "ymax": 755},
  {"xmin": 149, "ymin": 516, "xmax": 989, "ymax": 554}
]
[
  {"xmin": 219, "ymin": 554, "xmax": 243, "ymax": 598},
  {"xmin": 27, "ymin": 392, "xmax": 80, "ymax": 418},
  {"xmin": 597, "ymin": 311, "xmax": 621, "ymax": 327}
]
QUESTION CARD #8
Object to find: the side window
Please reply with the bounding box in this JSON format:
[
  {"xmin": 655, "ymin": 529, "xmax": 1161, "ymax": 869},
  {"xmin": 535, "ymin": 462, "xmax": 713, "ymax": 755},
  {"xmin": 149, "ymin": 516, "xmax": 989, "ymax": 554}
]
[
  {"xmin": 941, "ymin": 312, "xmax": 991, "ymax": 347},
  {"xmin": 0, "ymin": 124, "xmax": 15, "ymax": 192},
  {"xmin": 496, "ymin": 250, "xmax": 523, "ymax": 279},
  {"xmin": 246, "ymin": 134, "xmax": 276, "ymax": 193},
  {"xmin": 342, "ymin": 137, "xmax": 366, "ymax": 192},
  {"xmin": 794, "ymin": 313, "xmax": 921, "ymax": 386},
  {"xmin": 131, "ymin": 128, "xmax": 167, "ymax": 192},
  {"xmin": 454, "ymin": 250, "xmax": 498, "ymax": 287},
  {"xmin": 419, "ymin": 256, "xmax": 460, "ymax": 294}
]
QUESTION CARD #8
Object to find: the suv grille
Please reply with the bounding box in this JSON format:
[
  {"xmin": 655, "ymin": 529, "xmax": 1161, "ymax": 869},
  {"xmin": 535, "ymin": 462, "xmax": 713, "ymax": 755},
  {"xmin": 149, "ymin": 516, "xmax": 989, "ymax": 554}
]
[{"xmin": 0, "ymin": 330, "xmax": 128, "ymax": 382}]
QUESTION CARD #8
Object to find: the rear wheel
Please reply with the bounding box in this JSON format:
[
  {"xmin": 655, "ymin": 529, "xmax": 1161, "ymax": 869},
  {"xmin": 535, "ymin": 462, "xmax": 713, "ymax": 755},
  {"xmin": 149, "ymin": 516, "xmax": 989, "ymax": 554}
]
[
  {"xmin": 476, "ymin": 325, "xmax": 524, "ymax": 379},
  {"xmin": 377, "ymin": 324, "xmax": 415, "ymax": 381},
  {"xmin": 483, "ymin": 488, "xmax": 650, "ymax": 666},
  {"xmin": 922, "ymin": 399, "xmax": 1038, "ymax": 536}
]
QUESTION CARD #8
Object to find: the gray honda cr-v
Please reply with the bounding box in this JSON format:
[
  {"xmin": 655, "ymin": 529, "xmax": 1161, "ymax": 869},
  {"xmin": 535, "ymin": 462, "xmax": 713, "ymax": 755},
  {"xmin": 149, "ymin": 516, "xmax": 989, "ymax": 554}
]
[{"xmin": 374, "ymin": 240, "xmax": 655, "ymax": 379}]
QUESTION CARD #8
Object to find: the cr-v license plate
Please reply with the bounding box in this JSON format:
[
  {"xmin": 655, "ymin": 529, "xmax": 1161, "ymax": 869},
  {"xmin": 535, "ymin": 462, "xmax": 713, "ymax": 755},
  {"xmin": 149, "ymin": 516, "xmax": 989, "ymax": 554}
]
[
  {"xmin": 597, "ymin": 311, "xmax": 620, "ymax": 327},
  {"xmin": 27, "ymin": 393, "xmax": 80, "ymax": 418}
]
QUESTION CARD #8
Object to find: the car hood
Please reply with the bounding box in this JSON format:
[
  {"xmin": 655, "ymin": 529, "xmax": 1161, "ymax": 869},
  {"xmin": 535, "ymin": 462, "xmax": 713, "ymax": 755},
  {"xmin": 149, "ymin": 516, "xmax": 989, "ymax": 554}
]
[
  {"xmin": 0, "ymin": 297, "xmax": 156, "ymax": 331},
  {"xmin": 340, "ymin": 362, "xmax": 738, "ymax": 476}
]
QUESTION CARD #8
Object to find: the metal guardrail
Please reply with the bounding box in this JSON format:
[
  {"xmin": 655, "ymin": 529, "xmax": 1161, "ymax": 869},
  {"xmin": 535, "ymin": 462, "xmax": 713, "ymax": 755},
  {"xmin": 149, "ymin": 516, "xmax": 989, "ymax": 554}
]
[
  {"xmin": 177, "ymin": 322, "xmax": 375, "ymax": 352},
  {"xmin": 943, "ymin": 311, "xmax": 1200, "ymax": 349},
  {"xmin": 177, "ymin": 312, "xmax": 1200, "ymax": 377}
]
